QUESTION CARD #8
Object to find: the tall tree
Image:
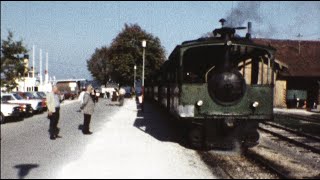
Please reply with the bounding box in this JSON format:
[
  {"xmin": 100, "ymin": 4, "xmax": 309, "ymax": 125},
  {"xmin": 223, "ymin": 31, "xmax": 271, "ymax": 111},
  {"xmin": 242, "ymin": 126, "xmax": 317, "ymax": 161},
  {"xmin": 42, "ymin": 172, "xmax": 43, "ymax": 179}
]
[
  {"xmin": 108, "ymin": 23, "xmax": 166, "ymax": 86},
  {"xmin": 1, "ymin": 31, "xmax": 28, "ymax": 91},
  {"xmin": 87, "ymin": 46, "xmax": 112, "ymax": 86}
]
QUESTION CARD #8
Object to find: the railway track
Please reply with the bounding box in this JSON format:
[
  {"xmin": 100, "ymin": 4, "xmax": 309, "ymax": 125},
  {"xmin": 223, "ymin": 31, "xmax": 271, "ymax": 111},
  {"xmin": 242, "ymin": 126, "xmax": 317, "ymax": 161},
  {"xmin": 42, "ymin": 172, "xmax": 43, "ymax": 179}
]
[
  {"xmin": 243, "ymin": 149, "xmax": 290, "ymax": 179},
  {"xmin": 263, "ymin": 121, "xmax": 320, "ymax": 141},
  {"xmin": 199, "ymin": 121, "xmax": 320, "ymax": 179},
  {"xmin": 259, "ymin": 122, "xmax": 320, "ymax": 154},
  {"xmin": 250, "ymin": 121, "xmax": 320, "ymax": 178},
  {"xmin": 276, "ymin": 113, "xmax": 320, "ymax": 124},
  {"xmin": 245, "ymin": 122, "xmax": 320, "ymax": 179},
  {"xmin": 199, "ymin": 150, "xmax": 282, "ymax": 179}
]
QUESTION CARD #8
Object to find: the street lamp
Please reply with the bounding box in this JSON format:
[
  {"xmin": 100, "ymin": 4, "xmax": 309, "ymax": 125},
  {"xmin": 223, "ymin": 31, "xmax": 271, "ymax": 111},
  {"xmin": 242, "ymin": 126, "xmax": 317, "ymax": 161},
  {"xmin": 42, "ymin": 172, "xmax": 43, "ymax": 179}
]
[
  {"xmin": 134, "ymin": 65, "xmax": 137, "ymax": 90},
  {"xmin": 141, "ymin": 40, "xmax": 146, "ymax": 111},
  {"xmin": 142, "ymin": 40, "xmax": 146, "ymax": 87}
]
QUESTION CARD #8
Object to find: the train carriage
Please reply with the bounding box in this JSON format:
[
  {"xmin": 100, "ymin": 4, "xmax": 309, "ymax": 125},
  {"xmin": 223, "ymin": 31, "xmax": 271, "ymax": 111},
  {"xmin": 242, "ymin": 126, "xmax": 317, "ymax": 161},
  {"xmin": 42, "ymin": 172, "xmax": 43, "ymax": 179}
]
[{"xmin": 146, "ymin": 20, "xmax": 277, "ymax": 150}]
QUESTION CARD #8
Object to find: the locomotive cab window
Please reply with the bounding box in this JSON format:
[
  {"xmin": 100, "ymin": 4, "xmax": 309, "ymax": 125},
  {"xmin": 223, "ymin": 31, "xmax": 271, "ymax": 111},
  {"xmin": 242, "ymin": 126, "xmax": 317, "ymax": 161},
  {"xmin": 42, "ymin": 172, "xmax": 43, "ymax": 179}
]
[
  {"xmin": 238, "ymin": 53, "xmax": 274, "ymax": 86},
  {"xmin": 182, "ymin": 44, "xmax": 275, "ymax": 86},
  {"xmin": 182, "ymin": 45, "xmax": 225, "ymax": 84}
]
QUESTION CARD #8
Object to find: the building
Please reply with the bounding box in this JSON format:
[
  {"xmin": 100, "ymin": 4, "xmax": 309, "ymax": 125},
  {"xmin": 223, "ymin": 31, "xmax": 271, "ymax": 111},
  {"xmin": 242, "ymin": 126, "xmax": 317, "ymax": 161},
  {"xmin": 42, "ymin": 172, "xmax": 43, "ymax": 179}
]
[
  {"xmin": 253, "ymin": 39, "xmax": 320, "ymax": 109},
  {"xmin": 13, "ymin": 54, "xmax": 52, "ymax": 93}
]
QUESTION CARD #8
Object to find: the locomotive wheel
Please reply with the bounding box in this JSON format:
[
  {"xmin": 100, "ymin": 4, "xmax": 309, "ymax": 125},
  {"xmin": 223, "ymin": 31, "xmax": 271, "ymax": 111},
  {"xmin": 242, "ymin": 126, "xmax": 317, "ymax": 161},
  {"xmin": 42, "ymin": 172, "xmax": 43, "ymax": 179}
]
[
  {"xmin": 188, "ymin": 125, "xmax": 204, "ymax": 149},
  {"xmin": 241, "ymin": 131, "xmax": 260, "ymax": 148}
]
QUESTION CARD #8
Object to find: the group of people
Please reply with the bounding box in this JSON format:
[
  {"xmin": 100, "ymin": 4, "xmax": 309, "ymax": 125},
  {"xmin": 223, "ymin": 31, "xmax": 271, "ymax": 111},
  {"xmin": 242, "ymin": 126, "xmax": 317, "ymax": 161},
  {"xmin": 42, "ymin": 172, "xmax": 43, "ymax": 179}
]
[{"xmin": 46, "ymin": 85, "xmax": 96, "ymax": 140}]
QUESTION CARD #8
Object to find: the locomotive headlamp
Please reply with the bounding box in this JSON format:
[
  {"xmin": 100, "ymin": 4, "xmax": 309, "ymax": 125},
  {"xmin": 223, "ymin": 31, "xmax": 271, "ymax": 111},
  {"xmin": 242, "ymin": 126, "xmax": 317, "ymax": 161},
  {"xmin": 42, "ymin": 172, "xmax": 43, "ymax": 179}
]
[
  {"xmin": 252, "ymin": 101, "xmax": 259, "ymax": 108},
  {"xmin": 197, "ymin": 100, "xmax": 204, "ymax": 107}
]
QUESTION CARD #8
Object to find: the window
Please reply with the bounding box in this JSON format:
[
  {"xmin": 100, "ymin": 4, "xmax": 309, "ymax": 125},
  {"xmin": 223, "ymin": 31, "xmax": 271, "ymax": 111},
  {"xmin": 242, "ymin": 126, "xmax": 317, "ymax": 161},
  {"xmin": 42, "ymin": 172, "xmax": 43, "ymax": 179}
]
[
  {"xmin": 183, "ymin": 46, "xmax": 224, "ymax": 83},
  {"xmin": 2, "ymin": 95, "xmax": 13, "ymax": 102},
  {"xmin": 238, "ymin": 55, "xmax": 273, "ymax": 85},
  {"xmin": 13, "ymin": 94, "xmax": 23, "ymax": 100}
]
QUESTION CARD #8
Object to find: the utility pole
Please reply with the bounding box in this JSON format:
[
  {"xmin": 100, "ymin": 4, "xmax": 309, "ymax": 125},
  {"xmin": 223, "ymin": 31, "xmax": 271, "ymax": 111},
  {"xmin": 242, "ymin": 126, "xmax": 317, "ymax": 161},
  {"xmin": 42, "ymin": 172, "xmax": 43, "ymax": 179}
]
[
  {"xmin": 32, "ymin": 45, "xmax": 35, "ymax": 78},
  {"xmin": 134, "ymin": 65, "xmax": 137, "ymax": 90},
  {"xmin": 45, "ymin": 52, "xmax": 49, "ymax": 84},
  {"xmin": 39, "ymin": 49, "xmax": 42, "ymax": 85},
  {"xmin": 297, "ymin": 33, "xmax": 303, "ymax": 55}
]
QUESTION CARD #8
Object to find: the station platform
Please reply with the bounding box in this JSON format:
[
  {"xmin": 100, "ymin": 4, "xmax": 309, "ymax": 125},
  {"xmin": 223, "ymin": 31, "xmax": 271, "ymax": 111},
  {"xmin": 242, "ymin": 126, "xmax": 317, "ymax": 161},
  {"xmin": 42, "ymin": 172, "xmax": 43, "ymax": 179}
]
[{"xmin": 57, "ymin": 98, "xmax": 215, "ymax": 179}]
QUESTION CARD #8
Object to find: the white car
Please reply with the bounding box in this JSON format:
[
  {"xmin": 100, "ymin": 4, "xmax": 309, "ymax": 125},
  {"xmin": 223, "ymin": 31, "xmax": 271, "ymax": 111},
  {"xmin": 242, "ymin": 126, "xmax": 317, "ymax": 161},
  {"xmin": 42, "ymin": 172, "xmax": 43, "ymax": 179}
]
[
  {"xmin": 1, "ymin": 93, "xmax": 43, "ymax": 113},
  {"xmin": 1, "ymin": 103, "xmax": 22, "ymax": 124}
]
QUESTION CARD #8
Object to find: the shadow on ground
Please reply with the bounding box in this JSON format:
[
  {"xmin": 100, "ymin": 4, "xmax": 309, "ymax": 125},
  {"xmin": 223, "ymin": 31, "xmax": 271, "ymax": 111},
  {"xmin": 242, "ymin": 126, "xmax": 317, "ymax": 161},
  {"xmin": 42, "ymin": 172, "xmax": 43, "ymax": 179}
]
[
  {"xmin": 14, "ymin": 164, "xmax": 39, "ymax": 179},
  {"xmin": 133, "ymin": 99, "xmax": 190, "ymax": 149},
  {"xmin": 2, "ymin": 117, "xmax": 24, "ymax": 124}
]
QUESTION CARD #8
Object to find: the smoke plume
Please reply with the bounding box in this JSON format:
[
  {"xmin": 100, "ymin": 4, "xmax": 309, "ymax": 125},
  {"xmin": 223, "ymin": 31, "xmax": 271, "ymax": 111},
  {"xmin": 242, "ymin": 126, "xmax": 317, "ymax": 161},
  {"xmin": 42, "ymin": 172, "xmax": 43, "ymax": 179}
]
[
  {"xmin": 223, "ymin": 1, "xmax": 319, "ymax": 39},
  {"xmin": 225, "ymin": 1, "xmax": 262, "ymax": 27}
]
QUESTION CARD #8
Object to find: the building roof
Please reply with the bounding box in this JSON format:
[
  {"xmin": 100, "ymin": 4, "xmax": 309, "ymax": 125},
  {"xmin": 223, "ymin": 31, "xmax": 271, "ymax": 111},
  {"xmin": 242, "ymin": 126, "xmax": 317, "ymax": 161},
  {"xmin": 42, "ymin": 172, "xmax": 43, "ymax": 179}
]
[
  {"xmin": 53, "ymin": 79, "xmax": 87, "ymax": 83},
  {"xmin": 253, "ymin": 38, "xmax": 320, "ymax": 77}
]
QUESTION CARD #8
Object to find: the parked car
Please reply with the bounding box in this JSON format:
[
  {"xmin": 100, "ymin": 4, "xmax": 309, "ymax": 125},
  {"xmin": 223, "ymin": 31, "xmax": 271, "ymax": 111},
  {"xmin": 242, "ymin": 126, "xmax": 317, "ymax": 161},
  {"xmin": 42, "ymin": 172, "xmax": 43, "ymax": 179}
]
[
  {"xmin": 35, "ymin": 92, "xmax": 48, "ymax": 110},
  {"xmin": 36, "ymin": 91, "xmax": 47, "ymax": 99},
  {"xmin": 0, "ymin": 102, "xmax": 22, "ymax": 124},
  {"xmin": 18, "ymin": 92, "xmax": 47, "ymax": 111},
  {"xmin": 1, "ymin": 93, "xmax": 43, "ymax": 113},
  {"xmin": 61, "ymin": 90, "xmax": 77, "ymax": 100},
  {"xmin": 1, "ymin": 96, "xmax": 33, "ymax": 117},
  {"xmin": 16, "ymin": 103, "xmax": 34, "ymax": 117}
]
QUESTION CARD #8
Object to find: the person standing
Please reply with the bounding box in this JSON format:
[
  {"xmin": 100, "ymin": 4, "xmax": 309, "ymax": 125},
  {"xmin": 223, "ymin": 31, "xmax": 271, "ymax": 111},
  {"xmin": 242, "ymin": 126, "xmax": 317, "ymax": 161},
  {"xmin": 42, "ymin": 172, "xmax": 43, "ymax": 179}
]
[
  {"xmin": 91, "ymin": 89, "xmax": 97, "ymax": 103},
  {"xmin": 47, "ymin": 86, "xmax": 61, "ymax": 140},
  {"xmin": 78, "ymin": 88, "xmax": 86, "ymax": 104},
  {"xmin": 80, "ymin": 85, "xmax": 95, "ymax": 135}
]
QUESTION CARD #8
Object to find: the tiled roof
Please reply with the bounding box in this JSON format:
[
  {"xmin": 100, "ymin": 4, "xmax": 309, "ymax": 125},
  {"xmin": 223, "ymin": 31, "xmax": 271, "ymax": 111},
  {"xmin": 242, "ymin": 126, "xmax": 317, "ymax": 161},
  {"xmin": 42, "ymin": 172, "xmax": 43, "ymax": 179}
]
[{"xmin": 253, "ymin": 38, "xmax": 320, "ymax": 77}]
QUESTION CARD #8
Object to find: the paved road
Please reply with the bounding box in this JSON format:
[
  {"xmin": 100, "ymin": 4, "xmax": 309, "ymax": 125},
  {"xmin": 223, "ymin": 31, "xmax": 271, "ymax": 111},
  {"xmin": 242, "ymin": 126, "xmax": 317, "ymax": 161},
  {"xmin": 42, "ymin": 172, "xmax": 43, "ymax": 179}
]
[
  {"xmin": 1, "ymin": 98, "xmax": 215, "ymax": 179},
  {"xmin": 1, "ymin": 99, "xmax": 119, "ymax": 179}
]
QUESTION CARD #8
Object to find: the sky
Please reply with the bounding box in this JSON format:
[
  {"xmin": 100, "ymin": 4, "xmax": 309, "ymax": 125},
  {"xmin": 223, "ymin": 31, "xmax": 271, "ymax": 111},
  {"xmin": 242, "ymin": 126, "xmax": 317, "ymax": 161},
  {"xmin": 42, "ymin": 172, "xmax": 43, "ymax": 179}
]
[{"xmin": 1, "ymin": 1, "xmax": 320, "ymax": 80}]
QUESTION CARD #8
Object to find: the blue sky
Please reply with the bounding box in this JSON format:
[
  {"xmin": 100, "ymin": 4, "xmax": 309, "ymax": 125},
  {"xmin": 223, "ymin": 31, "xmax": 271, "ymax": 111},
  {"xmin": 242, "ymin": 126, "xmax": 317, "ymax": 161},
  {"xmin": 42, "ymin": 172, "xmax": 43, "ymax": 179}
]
[{"xmin": 1, "ymin": 1, "xmax": 319, "ymax": 80}]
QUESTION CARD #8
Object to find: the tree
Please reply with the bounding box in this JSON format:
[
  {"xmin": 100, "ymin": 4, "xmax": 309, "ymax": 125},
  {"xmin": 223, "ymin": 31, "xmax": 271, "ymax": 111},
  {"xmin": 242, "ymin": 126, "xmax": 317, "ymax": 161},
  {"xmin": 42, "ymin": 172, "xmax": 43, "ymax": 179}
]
[
  {"xmin": 108, "ymin": 23, "xmax": 166, "ymax": 86},
  {"xmin": 1, "ymin": 31, "xmax": 28, "ymax": 91},
  {"xmin": 87, "ymin": 46, "xmax": 112, "ymax": 86}
]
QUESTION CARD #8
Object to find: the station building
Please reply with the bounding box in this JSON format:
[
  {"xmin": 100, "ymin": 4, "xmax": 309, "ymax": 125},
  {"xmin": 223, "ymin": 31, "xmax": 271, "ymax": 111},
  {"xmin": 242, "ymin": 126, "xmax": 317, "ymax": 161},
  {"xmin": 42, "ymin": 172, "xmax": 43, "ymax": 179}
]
[{"xmin": 253, "ymin": 39, "xmax": 320, "ymax": 110}]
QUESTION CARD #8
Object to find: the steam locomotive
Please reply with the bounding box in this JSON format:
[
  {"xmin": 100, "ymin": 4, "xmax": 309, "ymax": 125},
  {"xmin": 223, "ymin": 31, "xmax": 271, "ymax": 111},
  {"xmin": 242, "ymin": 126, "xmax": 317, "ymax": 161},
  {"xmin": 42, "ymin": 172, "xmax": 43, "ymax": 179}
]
[{"xmin": 145, "ymin": 19, "xmax": 276, "ymax": 150}]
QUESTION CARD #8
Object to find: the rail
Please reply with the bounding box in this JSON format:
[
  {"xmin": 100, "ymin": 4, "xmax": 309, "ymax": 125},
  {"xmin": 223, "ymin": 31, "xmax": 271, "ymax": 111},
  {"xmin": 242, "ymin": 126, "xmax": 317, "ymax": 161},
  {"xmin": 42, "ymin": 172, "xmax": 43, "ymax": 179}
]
[{"xmin": 259, "ymin": 123, "xmax": 320, "ymax": 154}]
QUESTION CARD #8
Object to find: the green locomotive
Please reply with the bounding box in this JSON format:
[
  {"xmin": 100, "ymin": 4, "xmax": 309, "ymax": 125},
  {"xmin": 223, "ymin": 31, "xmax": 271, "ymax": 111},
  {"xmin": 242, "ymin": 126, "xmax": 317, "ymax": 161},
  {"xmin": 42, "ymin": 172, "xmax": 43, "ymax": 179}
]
[{"xmin": 145, "ymin": 19, "xmax": 276, "ymax": 150}]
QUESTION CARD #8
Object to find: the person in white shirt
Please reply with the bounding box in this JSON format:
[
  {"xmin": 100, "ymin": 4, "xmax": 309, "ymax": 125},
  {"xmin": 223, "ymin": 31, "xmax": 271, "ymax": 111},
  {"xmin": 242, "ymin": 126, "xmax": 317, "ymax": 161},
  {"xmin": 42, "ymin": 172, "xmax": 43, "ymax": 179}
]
[
  {"xmin": 78, "ymin": 88, "xmax": 86, "ymax": 104},
  {"xmin": 47, "ymin": 86, "xmax": 61, "ymax": 140}
]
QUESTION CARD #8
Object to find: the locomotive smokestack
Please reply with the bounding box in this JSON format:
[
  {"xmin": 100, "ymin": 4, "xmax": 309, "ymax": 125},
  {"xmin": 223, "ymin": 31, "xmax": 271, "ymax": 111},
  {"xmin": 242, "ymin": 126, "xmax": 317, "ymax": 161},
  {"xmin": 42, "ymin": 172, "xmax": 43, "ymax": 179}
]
[
  {"xmin": 219, "ymin": 18, "xmax": 226, "ymax": 28},
  {"xmin": 248, "ymin": 22, "xmax": 252, "ymax": 34},
  {"xmin": 246, "ymin": 22, "xmax": 252, "ymax": 39}
]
